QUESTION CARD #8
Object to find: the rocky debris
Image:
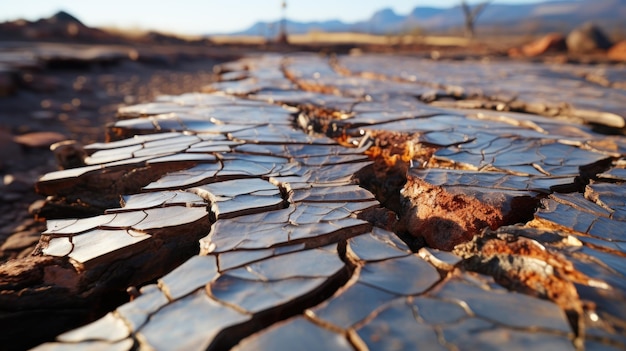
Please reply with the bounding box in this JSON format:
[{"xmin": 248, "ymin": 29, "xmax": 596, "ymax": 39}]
[
  {"xmin": 51, "ymin": 140, "xmax": 87, "ymax": 169},
  {"xmin": 566, "ymin": 22, "xmax": 613, "ymax": 54},
  {"xmin": 608, "ymin": 40, "xmax": 626, "ymax": 62},
  {"xmin": 399, "ymin": 173, "xmax": 538, "ymax": 251},
  {"xmin": 509, "ymin": 33, "xmax": 567, "ymax": 57},
  {"xmin": 2, "ymin": 53, "xmax": 625, "ymax": 351},
  {"xmin": 13, "ymin": 131, "xmax": 67, "ymax": 149}
]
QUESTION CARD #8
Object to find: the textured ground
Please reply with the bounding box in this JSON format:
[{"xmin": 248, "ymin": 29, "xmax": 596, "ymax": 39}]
[
  {"xmin": 0, "ymin": 44, "xmax": 225, "ymax": 264},
  {"xmin": 1, "ymin": 52, "xmax": 626, "ymax": 350}
]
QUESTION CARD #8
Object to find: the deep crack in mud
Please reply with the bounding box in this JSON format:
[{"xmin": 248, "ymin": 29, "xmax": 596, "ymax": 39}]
[{"xmin": 285, "ymin": 54, "xmax": 624, "ymax": 347}]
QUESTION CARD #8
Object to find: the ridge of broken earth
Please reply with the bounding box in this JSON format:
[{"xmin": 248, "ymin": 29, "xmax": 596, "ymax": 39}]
[
  {"xmin": 279, "ymin": 57, "xmax": 580, "ymax": 254},
  {"xmin": 288, "ymin": 94, "xmax": 615, "ymax": 256},
  {"xmin": 280, "ymin": 73, "xmax": 541, "ymax": 253},
  {"xmin": 330, "ymin": 131, "xmax": 615, "ymax": 346},
  {"xmin": 279, "ymin": 63, "xmax": 609, "ymax": 349},
  {"xmin": 294, "ymin": 105, "xmax": 543, "ymax": 252}
]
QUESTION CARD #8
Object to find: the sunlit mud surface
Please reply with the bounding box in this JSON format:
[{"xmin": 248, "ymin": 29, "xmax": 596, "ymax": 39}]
[{"xmin": 2, "ymin": 52, "xmax": 625, "ymax": 351}]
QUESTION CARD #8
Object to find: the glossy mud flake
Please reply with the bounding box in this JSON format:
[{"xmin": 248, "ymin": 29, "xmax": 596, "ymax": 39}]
[
  {"xmin": 308, "ymin": 281, "xmax": 399, "ymax": 330},
  {"xmin": 190, "ymin": 178, "xmax": 285, "ymax": 219},
  {"xmin": 9, "ymin": 52, "xmax": 626, "ymax": 351},
  {"xmin": 158, "ymin": 255, "xmax": 219, "ymax": 301},
  {"xmin": 131, "ymin": 206, "xmax": 208, "ymax": 231},
  {"xmin": 56, "ymin": 313, "xmax": 130, "ymax": 343},
  {"xmin": 68, "ymin": 229, "xmax": 152, "ymax": 267},
  {"xmin": 346, "ymin": 228, "xmax": 411, "ymax": 262},
  {"xmin": 233, "ymin": 316, "xmax": 353, "ymax": 351},
  {"xmin": 440, "ymin": 318, "xmax": 576, "ymax": 351},
  {"xmin": 116, "ymin": 191, "xmax": 206, "ymax": 211},
  {"xmin": 291, "ymin": 184, "xmax": 375, "ymax": 203},
  {"xmin": 358, "ymin": 255, "xmax": 441, "ymax": 295},
  {"xmin": 136, "ymin": 290, "xmax": 250, "ymax": 351},
  {"xmin": 110, "ymin": 285, "xmax": 168, "ymax": 333},
  {"xmin": 433, "ymin": 276, "xmax": 572, "ymax": 333},
  {"xmin": 203, "ymin": 213, "xmax": 371, "ymax": 253},
  {"xmin": 354, "ymin": 298, "xmax": 448, "ymax": 351},
  {"xmin": 534, "ymin": 194, "xmax": 626, "ymax": 242}
]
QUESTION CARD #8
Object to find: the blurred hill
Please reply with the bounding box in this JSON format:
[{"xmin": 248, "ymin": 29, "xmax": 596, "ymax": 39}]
[
  {"xmin": 233, "ymin": 0, "xmax": 626, "ymax": 37},
  {"xmin": 0, "ymin": 10, "xmax": 211, "ymax": 45},
  {"xmin": 2, "ymin": 1, "xmax": 625, "ymax": 45}
]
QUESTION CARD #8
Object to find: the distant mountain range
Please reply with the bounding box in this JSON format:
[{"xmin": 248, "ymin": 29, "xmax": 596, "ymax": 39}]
[{"xmin": 233, "ymin": 0, "xmax": 626, "ymax": 37}]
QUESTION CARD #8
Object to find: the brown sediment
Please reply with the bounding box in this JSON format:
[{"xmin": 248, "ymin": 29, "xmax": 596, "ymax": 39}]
[
  {"xmin": 352, "ymin": 130, "xmax": 536, "ymax": 252},
  {"xmin": 354, "ymin": 131, "xmax": 415, "ymax": 217},
  {"xmin": 364, "ymin": 130, "xmax": 433, "ymax": 166},
  {"xmin": 400, "ymin": 177, "xmax": 508, "ymax": 251}
]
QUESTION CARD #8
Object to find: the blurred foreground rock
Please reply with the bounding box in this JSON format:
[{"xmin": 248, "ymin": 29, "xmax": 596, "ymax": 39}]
[
  {"xmin": 508, "ymin": 23, "xmax": 625, "ymax": 60},
  {"xmin": 511, "ymin": 33, "xmax": 567, "ymax": 57},
  {"xmin": 0, "ymin": 52, "xmax": 625, "ymax": 351},
  {"xmin": 566, "ymin": 23, "xmax": 613, "ymax": 54},
  {"xmin": 608, "ymin": 40, "xmax": 626, "ymax": 62}
]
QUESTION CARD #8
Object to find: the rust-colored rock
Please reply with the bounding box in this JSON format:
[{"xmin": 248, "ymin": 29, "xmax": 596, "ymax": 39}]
[
  {"xmin": 608, "ymin": 40, "xmax": 626, "ymax": 61},
  {"xmin": 475, "ymin": 236, "xmax": 585, "ymax": 307},
  {"xmin": 511, "ymin": 33, "xmax": 567, "ymax": 57},
  {"xmin": 400, "ymin": 177, "xmax": 506, "ymax": 251}
]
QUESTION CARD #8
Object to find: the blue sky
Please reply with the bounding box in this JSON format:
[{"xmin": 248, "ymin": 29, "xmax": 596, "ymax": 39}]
[{"xmin": 0, "ymin": 0, "xmax": 552, "ymax": 35}]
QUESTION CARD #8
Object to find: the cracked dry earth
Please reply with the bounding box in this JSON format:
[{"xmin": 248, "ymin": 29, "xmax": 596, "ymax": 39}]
[{"xmin": 2, "ymin": 53, "xmax": 626, "ymax": 351}]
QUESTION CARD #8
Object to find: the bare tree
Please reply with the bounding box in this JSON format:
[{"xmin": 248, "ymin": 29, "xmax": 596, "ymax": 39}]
[
  {"xmin": 461, "ymin": 0, "xmax": 492, "ymax": 38},
  {"xmin": 277, "ymin": 0, "xmax": 288, "ymax": 44}
]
